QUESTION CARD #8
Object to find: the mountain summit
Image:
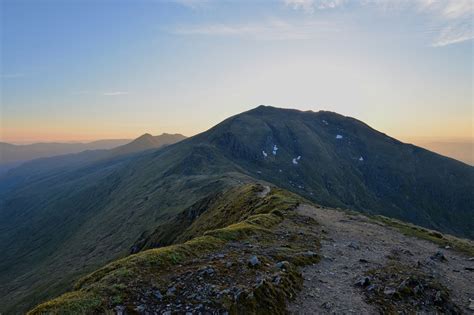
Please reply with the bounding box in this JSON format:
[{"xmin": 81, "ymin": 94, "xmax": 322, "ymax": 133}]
[
  {"xmin": 109, "ymin": 133, "xmax": 186, "ymax": 156},
  {"xmin": 193, "ymin": 105, "xmax": 472, "ymax": 236},
  {"xmin": 0, "ymin": 106, "xmax": 472, "ymax": 313}
]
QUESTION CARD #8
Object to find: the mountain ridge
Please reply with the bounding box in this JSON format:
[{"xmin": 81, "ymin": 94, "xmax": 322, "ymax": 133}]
[{"xmin": 0, "ymin": 105, "xmax": 472, "ymax": 313}]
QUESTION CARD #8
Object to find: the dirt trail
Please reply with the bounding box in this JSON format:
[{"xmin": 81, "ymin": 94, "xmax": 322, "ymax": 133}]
[{"xmin": 288, "ymin": 204, "xmax": 474, "ymax": 314}]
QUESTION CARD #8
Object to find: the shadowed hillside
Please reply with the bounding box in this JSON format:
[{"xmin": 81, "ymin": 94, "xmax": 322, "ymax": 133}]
[{"xmin": 1, "ymin": 106, "xmax": 472, "ymax": 313}]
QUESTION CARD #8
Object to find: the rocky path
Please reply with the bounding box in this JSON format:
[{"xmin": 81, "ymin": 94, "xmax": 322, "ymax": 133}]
[{"xmin": 288, "ymin": 204, "xmax": 474, "ymax": 314}]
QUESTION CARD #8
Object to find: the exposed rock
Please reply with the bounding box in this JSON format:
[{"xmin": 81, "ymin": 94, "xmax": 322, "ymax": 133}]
[
  {"xmin": 383, "ymin": 287, "xmax": 396, "ymax": 295},
  {"xmin": 355, "ymin": 277, "xmax": 371, "ymax": 287},
  {"xmin": 276, "ymin": 261, "xmax": 290, "ymax": 270},
  {"xmin": 135, "ymin": 305, "xmax": 145, "ymax": 312},
  {"xmin": 166, "ymin": 286, "xmax": 177, "ymax": 296},
  {"xmin": 321, "ymin": 301, "xmax": 333, "ymax": 309},
  {"xmin": 348, "ymin": 241, "xmax": 360, "ymax": 250},
  {"xmin": 154, "ymin": 290, "xmax": 163, "ymax": 300},
  {"xmin": 469, "ymin": 298, "xmax": 474, "ymax": 310},
  {"xmin": 115, "ymin": 305, "xmax": 126, "ymax": 315},
  {"xmin": 430, "ymin": 250, "xmax": 447, "ymax": 262},
  {"xmin": 248, "ymin": 255, "xmax": 260, "ymax": 267}
]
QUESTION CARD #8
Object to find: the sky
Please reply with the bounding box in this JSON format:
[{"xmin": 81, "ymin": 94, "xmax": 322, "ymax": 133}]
[{"xmin": 0, "ymin": 0, "xmax": 473, "ymax": 144}]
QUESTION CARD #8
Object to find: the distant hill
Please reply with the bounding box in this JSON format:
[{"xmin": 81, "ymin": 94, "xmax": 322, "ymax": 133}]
[
  {"xmin": 0, "ymin": 138, "xmax": 131, "ymax": 174},
  {"xmin": 0, "ymin": 133, "xmax": 187, "ymax": 194},
  {"xmin": 109, "ymin": 133, "xmax": 186, "ymax": 157},
  {"xmin": 0, "ymin": 106, "xmax": 472, "ymax": 313}
]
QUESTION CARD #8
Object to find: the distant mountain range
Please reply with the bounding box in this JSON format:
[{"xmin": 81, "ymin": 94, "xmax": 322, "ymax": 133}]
[
  {"xmin": 0, "ymin": 138, "xmax": 131, "ymax": 174},
  {"xmin": 0, "ymin": 106, "xmax": 472, "ymax": 313}
]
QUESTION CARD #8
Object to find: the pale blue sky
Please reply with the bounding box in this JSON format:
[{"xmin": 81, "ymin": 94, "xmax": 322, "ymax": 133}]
[{"xmin": 1, "ymin": 0, "xmax": 472, "ymax": 142}]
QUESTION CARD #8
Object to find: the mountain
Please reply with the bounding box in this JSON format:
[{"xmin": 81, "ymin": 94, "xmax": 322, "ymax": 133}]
[
  {"xmin": 0, "ymin": 133, "xmax": 187, "ymax": 194},
  {"xmin": 0, "ymin": 139, "xmax": 131, "ymax": 174},
  {"xmin": 1, "ymin": 106, "xmax": 472, "ymax": 313},
  {"xmin": 109, "ymin": 133, "xmax": 186, "ymax": 157}
]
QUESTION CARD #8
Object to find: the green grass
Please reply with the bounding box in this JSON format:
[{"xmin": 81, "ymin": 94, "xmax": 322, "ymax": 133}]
[{"xmin": 29, "ymin": 184, "xmax": 316, "ymax": 314}]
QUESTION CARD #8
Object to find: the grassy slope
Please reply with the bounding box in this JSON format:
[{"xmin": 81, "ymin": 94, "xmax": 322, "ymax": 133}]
[
  {"xmin": 198, "ymin": 106, "xmax": 474, "ymax": 238},
  {"xmin": 29, "ymin": 184, "xmax": 474, "ymax": 314},
  {"xmin": 2, "ymin": 105, "xmax": 473, "ymax": 313},
  {"xmin": 0, "ymin": 143, "xmax": 247, "ymax": 313},
  {"xmin": 29, "ymin": 184, "xmax": 321, "ymax": 314}
]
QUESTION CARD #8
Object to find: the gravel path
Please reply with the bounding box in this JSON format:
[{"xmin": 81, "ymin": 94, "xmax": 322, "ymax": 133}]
[{"xmin": 288, "ymin": 204, "xmax": 474, "ymax": 314}]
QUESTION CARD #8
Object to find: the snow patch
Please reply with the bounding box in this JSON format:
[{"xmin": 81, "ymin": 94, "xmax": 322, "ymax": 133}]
[
  {"xmin": 292, "ymin": 156, "xmax": 301, "ymax": 165},
  {"xmin": 359, "ymin": 156, "xmax": 364, "ymax": 161},
  {"xmin": 336, "ymin": 135, "xmax": 343, "ymax": 139},
  {"xmin": 262, "ymin": 150, "xmax": 268, "ymax": 158},
  {"xmin": 272, "ymin": 144, "xmax": 278, "ymax": 155},
  {"xmin": 322, "ymin": 120, "xmax": 329, "ymax": 125}
]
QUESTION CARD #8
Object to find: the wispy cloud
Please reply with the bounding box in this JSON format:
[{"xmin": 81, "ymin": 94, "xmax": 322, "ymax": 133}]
[
  {"xmin": 284, "ymin": 0, "xmax": 473, "ymax": 47},
  {"xmin": 102, "ymin": 91, "xmax": 129, "ymax": 96},
  {"xmin": 173, "ymin": 0, "xmax": 210, "ymax": 9},
  {"xmin": 284, "ymin": 0, "xmax": 345, "ymax": 13},
  {"xmin": 431, "ymin": 22, "xmax": 473, "ymax": 47},
  {"xmin": 418, "ymin": 0, "xmax": 473, "ymax": 47},
  {"xmin": 173, "ymin": 18, "xmax": 339, "ymax": 40},
  {"xmin": 0, "ymin": 73, "xmax": 25, "ymax": 79},
  {"xmin": 72, "ymin": 90, "xmax": 91, "ymax": 95}
]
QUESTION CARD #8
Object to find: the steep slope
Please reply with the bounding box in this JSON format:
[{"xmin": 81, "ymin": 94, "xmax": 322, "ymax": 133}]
[
  {"xmin": 1, "ymin": 106, "xmax": 472, "ymax": 313},
  {"xmin": 194, "ymin": 106, "xmax": 473, "ymax": 238},
  {"xmin": 30, "ymin": 185, "xmax": 474, "ymax": 314},
  {"xmin": 0, "ymin": 141, "xmax": 246, "ymax": 313}
]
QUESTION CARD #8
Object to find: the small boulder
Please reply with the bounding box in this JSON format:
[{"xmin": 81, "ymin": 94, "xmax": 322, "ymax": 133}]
[
  {"xmin": 154, "ymin": 290, "xmax": 163, "ymax": 300},
  {"xmin": 115, "ymin": 305, "xmax": 126, "ymax": 315},
  {"xmin": 348, "ymin": 241, "xmax": 360, "ymax": 250},
  {"xmin": 135, "ymin": 305, "xmax": 146, "ymax": 312},
  {"xmin": 355, "ymin": 276, "xmax": 371, "ymax": 287},
  {"xmin": 469, "ymin": 298, "xmax": 474, "ymax": 311},
  {"xmin": 431, "ymin": 250, "xmax": 447, "ymax": 262},
  {"xmin": 275, "ymin": 261, "xmax": 290, "ymax": 270},
  {"xmin": 248, "ymin": 255, "xmax": 260, "ymax": 267},
  {"xmin": 383, "ymin": 287, "xmax": 396, "ymax": 295},
  {"xmin": 167, "ymin": 286, "xmax": 177, "ymax": 296}
]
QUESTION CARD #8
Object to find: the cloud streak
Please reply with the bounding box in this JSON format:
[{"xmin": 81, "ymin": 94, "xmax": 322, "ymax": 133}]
[
  {"xmin": 0, "ymin": 73, "xmax": 25, "ymax": 79},
  {"xmin": 102, "ymin": 91, "xmax": 129, "ymax": 96},
  {"xmin": 173, "ymin": 18, "xmax": 339, "ymax": 40},
  {"xmin": 283, "ymin": 0, "xmax": 473, "ymax": 47},
  {"xmin": 284, "ymin": 0, "xmax": 345, "ymax": 13}
]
